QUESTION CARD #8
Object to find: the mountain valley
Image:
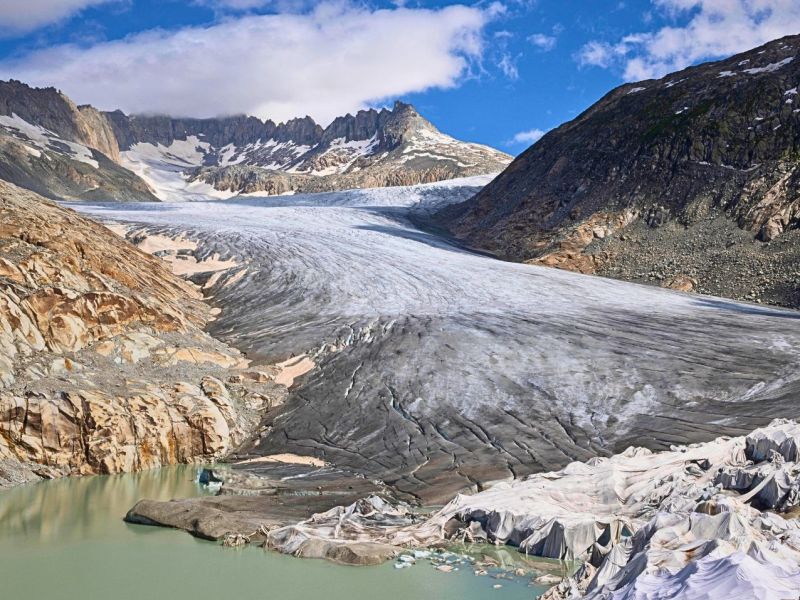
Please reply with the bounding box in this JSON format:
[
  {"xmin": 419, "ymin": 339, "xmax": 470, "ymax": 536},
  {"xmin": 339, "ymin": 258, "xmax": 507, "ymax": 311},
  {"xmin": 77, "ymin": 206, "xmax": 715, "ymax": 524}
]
[{"xmin": 3, "ymin": 21, "xmax": 800, "ymax": 600}]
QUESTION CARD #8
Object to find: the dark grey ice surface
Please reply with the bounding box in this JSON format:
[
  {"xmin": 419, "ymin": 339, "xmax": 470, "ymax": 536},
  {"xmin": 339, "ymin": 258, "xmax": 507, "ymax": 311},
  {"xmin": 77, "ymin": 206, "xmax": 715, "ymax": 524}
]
[{"xmin": 74, "ymin": 179, "xmax": 800, "ymax": 502}]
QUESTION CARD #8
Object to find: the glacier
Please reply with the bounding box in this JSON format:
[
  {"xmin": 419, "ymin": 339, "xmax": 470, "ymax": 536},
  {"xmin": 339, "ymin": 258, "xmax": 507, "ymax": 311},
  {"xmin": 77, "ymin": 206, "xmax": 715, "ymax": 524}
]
[{"xmin": 73, "ymin": 177, "xmax": 800, "ymax": 504}]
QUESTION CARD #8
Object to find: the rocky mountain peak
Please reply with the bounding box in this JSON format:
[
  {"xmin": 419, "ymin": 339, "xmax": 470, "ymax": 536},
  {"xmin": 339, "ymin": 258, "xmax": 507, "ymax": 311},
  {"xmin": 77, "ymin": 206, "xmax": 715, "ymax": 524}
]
[
  {"xmin": 318, "ymin": 101, "xmax": 423, "ymax": 148},
  {"xmin": 380, "ymin": 100, "xmax": 437, "ymax": 147},
  {"xmin": 272, "ymin": 116, "xmax": 323, "ymax": 145},
  {"xmin": 392, "ymin": 99, "xmax": 414, "ymax": 112},
  {"xmin": 0, "ymin": 80, "xmax": 84, "ymax": 146}
]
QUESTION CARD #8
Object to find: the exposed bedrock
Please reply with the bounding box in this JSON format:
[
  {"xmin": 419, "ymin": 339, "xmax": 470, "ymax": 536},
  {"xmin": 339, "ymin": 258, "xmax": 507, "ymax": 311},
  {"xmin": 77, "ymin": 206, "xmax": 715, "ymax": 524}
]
[
  {"xmin": 0, "ymin": 181, "xmax": 287, "ymax": 486},
  {"xmin": 77, "ymin": 180, "xmax": 800, "ymax": 504}
]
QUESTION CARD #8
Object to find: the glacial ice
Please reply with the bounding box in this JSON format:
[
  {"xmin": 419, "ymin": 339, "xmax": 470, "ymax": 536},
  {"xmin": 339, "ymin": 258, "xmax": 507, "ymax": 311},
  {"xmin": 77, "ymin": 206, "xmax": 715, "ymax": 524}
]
[
  {"xmin": 73, "ymin": 178, "xmax": 800, "ymax": 502},
  {"xmin": 264, "ymin": 421, "xmax": 800, "ymax": 600}
]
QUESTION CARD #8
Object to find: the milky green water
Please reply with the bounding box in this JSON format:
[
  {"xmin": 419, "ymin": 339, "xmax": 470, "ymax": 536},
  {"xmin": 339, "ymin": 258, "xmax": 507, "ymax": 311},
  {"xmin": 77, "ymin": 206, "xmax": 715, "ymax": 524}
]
[{"xmin": 0, "ymin": 467, "xmax": 558, "ymax": 600}]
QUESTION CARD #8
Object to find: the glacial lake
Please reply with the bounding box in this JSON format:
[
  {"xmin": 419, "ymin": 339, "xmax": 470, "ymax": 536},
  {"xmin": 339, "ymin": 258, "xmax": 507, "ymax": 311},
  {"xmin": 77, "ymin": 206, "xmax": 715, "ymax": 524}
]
[{"xmin": 0, "ymin": 467, "xmax": 558, "ymax": 600}]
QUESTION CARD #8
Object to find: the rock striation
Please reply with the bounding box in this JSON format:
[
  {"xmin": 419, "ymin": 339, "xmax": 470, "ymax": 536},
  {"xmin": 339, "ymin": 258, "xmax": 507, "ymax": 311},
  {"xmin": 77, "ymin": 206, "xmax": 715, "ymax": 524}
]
[
  {"xmin": 0, "ymin": 80, "xmax": 510, "ymax": 202},
  {"xmin": 0, "ymin": 180, "xmax": 285, "ymax": 486},
  {"xmin": 441, "ymin": 34, "xmax": 800, "ymax": 308}
]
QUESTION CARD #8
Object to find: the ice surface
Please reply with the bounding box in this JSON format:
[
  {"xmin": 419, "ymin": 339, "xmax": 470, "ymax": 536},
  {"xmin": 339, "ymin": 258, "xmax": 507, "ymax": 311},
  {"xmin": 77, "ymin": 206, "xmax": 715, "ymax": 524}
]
[
  {"xmin": 263, "ymin": 421, "xmax": 800, "ymax": 600},
  {"xmin": 74, "ymin": 180, "xmax": 800, "ymax": 499}
]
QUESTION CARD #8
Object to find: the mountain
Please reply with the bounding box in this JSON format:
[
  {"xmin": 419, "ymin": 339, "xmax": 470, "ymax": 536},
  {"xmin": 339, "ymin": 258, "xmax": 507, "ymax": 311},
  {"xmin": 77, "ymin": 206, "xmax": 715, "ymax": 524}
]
[
  {"xmin": 0, "ymin": 80, "xmax": 157, "ymax": 202},
  {"xmin": 108, "ymin": 100, "xmax": 511, "ymax": 200},
  {"xmin": 0, "ymin": 80, "xmax": 511, "ymax": 202},
  {"xmin": 440, "ymin": 35, "xmax": 800, "ymax": 308}
]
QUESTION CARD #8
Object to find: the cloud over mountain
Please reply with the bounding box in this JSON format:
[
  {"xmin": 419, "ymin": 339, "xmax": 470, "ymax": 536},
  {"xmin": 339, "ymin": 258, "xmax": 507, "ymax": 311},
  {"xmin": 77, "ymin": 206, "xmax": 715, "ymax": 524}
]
[{"xmin": 0, "ymin": 2, "xmax": 491, "ymax": 124}]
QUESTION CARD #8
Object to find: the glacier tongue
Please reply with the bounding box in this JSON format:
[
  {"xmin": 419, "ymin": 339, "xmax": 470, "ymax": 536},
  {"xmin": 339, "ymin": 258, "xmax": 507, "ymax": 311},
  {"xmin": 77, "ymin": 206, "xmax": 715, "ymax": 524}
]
[
  {"xmin": 73, "ymin": 179, "xmax": 800, "ymax": 504},
  {"xmin": 73, "ymin": 179, "xmax": 800, "ymax": 598}
]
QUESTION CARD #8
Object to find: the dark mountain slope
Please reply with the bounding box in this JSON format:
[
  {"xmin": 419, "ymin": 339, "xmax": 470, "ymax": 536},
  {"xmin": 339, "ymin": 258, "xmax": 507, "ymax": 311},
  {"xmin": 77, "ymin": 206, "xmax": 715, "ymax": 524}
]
[
  {"xmin": 0, "ymin": 80, "xmax": 157, "ymax": 201},
  {"xmin": 441, "ymin": 35, "xmax": 800, "ymax": 307}
]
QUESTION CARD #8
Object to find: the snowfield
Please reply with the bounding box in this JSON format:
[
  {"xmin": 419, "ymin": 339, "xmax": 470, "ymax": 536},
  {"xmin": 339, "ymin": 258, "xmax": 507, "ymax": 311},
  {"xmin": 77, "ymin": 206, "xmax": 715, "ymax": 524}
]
[{"xmin": 74, "ymin": 178, "xmax": 800, "ymax": 502}]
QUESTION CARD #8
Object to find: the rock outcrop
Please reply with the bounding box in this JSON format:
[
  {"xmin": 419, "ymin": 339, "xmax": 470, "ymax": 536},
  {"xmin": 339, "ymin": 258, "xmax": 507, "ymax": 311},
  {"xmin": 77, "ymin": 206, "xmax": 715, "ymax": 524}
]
[
  {"xmin": 0, "ymin": 180, "xmax": 285, "ymax": 485},
  {"xmin": 441, "ymin": 34, "xmax": 800, "ymax": 308}
]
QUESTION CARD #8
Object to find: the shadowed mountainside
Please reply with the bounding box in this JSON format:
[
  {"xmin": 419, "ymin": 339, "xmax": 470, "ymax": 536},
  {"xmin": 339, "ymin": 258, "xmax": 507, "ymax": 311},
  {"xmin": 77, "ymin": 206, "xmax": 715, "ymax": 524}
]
[{"xmin": 441, "ymin": 34, "xmax": 800, "ymax": 308}]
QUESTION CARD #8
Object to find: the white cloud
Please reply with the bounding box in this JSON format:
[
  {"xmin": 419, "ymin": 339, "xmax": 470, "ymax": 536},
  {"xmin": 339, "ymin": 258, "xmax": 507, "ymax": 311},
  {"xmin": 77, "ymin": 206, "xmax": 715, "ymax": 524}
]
[
  {"xmin": 194, "ymin": 0, "xmax": 311, "ymax": 11},
  {"xmin": 498, "ymin": 53, "xmax": 520, "ymax": 80},
  {"xmin": 0, "ymin": 0, "xmax": 115, "ymax": 36},
  {"xmin": 528, "ymin": 33, "xmax": 556, "ymax": 51},
  {"xmin": 577, "ymin": 35, "xmax": 647, "ymax": 69},
  {"xmin": 578, "ymin": 0, "xmax": 800, "ymax": 81},
  {"xmin": 509, "ymin": 128, "xmax": 546, "ymax": 145},
  {"xmin": 0, "ymin": 2, "xmax": 492, "ymax": 124},
  {"xmin": 577, "ymin": 41, "xmax": 615, "ymax": 68}
]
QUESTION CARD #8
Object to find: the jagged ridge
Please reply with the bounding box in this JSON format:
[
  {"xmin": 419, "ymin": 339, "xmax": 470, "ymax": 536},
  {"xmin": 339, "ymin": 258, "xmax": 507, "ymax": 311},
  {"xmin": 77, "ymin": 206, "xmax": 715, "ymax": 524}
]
[{"xmin": 0, "ymin": 80, "xmax": 510, "ymax": 202}]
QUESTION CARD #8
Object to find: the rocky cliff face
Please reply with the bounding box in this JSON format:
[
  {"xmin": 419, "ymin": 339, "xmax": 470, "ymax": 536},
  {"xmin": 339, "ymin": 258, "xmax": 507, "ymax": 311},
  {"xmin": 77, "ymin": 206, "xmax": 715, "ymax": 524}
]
[
  {"xmin": 105, "ymin": 111, "xmax": 324, "ymax": 151},
  {"xmin": 442, "ymin": 35, "xmax": 800, "ymax": 308},
  {"xmin": 0, "ymin": 80, "xmax": 509, "ymax": 202},
  {"xmin": 0, "ymin": 180, "xmax": 285, "ymax": 486},
  {"xmin": 0, "ymin": 81, "xmax": 157, "ymax": 202}
]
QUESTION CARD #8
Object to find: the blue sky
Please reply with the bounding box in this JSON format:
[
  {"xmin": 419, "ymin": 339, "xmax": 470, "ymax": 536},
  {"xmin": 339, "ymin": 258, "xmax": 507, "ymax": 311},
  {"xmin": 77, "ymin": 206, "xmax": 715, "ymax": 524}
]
[{"xmin": 0, "ymin": 1, "xmax": 798, "ymax": 153}]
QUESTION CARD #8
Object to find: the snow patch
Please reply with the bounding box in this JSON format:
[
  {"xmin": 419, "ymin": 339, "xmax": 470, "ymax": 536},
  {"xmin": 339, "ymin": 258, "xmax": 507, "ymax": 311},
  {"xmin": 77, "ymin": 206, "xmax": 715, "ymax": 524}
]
[
  {"xmin": 122, "ymin": 136, "xmax": 236, "ymax": 202},
  {"xmin": 0, "ymin": 113, "xmax": 99, "ymax": 168},
  {"xmin": 743, "ymin": 56, "xmax": 795, "ymax": 75}
]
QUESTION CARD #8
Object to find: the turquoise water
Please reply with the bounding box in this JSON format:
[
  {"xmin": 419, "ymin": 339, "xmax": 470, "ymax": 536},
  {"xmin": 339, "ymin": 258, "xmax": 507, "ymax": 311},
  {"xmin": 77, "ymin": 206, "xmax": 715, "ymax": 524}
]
[{"xmin": 0, "ymin": 467, "xmax": 559, "ymax": 600}]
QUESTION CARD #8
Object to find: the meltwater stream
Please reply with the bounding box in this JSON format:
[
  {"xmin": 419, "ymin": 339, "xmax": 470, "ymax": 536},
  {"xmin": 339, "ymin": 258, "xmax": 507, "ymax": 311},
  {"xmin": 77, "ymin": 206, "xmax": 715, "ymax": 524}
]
[{"xmin": 0, "ymin": 467, "xmax": 553, "ymax": 599}]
